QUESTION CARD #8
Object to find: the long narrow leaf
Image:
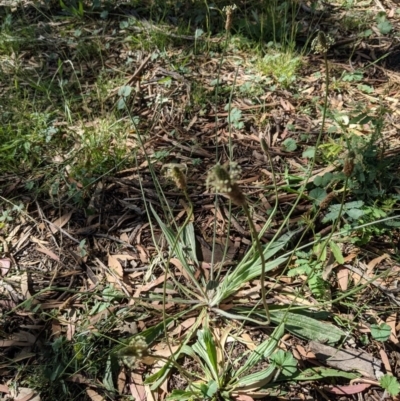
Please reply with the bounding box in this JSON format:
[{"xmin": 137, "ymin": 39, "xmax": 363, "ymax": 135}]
[
  {"xmin": 183, "ymin": 222, "xmax": 199, "ymax": 266},
  {"xmin": 150, "ymin": 204, "xmax": 192, "ymax": 272},
  {"xmin": 211, "ymin": 233, "xmax": 293, "ymax": 306},
  {"xmin": 166, "ymin": 389, "xmax": 202, "ymax": 401},
  {"xmin": 231, "ymin": 308, "xmax": 346, "ymax": 345},
  {"xmin": 268, "ymin": 310, "xmax": 346, "ymax": 345},
  {"xmin": 290, "ymin": 367, "xmax": 359, "ymax": 381},
  {"xmin": 180, "ymin": 344, "xmax": 213, "ymax": 381},
  {"xmin": 150, "ymin": 204, "xmax": 204, "ymax": 295},
  {"xmin": 192, "ymin": 329, "xmax": 220, "ymax": 383},
  {"xmin": 236, "ymin": 323, "xmax": 284, "ymax": 377},
  {"xmin": 211, "ymin": 256, "xmax": 287, "ymax": 305},
  {"xmin": 236, "ymin": 364, "xmax": 276, "ymax": 390},
  {"xmin": 227, "ymin": 307, "xmax": 346, "ymax": 345}
]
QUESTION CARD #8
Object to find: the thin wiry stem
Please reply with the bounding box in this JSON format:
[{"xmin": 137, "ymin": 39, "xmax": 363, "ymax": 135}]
[{"xmin": 243, "ymin": 203, "xmax": 270, "ymax": 324}]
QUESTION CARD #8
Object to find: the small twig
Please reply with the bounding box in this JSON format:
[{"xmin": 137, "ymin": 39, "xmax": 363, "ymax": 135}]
[
  {"xmin": 243, "ymin": 203, "xmax": 270, "ymax": 325},
  {"xmin": 43, "ymin": 219, "xmax": 81, "ymax": 244},
  {"xmin": 106, "ymin": 53, "xmax": 152, "ymax": 100},
  {"xmin": 93, "ymin": 233, "xmax": 137, "ymax": 250},
  {"xmin": 373, "ymin": 0, "xmax": 386, "ymax": 11}
]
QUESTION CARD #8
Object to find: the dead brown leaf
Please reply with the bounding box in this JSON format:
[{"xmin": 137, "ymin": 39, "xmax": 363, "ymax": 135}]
[
  {"xmin": 36, "ymin": 245, "xmax": 60, "ymax": 262},
  {"xmin": 309, "ymin": 341, "xmax": 382, "ymax": 379},
  {"xmin": 0, "ymin": 331, "xmax": 36, "ymax": 347},
  {"xmin": 86, "ymin": 388, "xmax": 105, "ymax": 401},
  {"xmin": 20, "ymin": 272, "xmax": 31, "ymax": 299},
  {"xmin": 366, "ymin": 254, "xmax": 389, "ymax": 277},
  {"xmin": 386, "ymin": 313, "xmax": 399, "ymax": 345},
  {"xmin": 136, "ymin": 244, "xmax": 149, "ymax": 263},
  {"xmin": 324, "ymin": 383, "xmax": 371, "ymax": 395},
  {"xmin": 50, "ymin": 211, "xmax": 73, "ymax": 234},
  {"xmin": 171, "ymin": 317, "xmax": 196, "ymax": 337},
  {"xmin": 379, "ymin": 349, "xmax": 392, "ymax": 375},
  {"xmin": 10, "ymin": 387, "xmax": 40, "ymax": 401},
  {"xmin": 0, "ymin": 384, "xmax": 9, "ymax": 394},
  {"xmin": 235, "ymin": 395, "xmax": 255, "ymax": 401},
  {"xmin": 129, "ymin": 372, "xmax": 146, "ymax": 401},
  {"xmin": 169, "ymin": 257, "xmax": 190, "ymax": 280},
  {"xmin": 337, "ymin": 267, "xmax": 349, "ymax": 291},
  {"xmin": 117, "ymin": 370, "xmax": 126, "ymax": 394},
  {"xmin": 132, "ymin": 275, "xmax": 169, "ymax": 303},
  {"xmin": 108, "ymin": 254, "xmax": 124, "ymax": 280},
  {"xmin": 0, "ymin": 258, "xmax": 11, "ymax": 276}
]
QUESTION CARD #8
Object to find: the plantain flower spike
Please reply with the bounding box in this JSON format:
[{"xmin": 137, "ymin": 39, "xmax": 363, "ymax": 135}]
[
  {"xmin": 223, "ymin": 4, "xmax": 237, "ymax": 32},
  {"xmin": 207, "ymin": 163, "xmax": 246, "ymax": 206},
  {"xmin": 117, "ymin": 335, "xmax": 148, "ymax": 369},
  {"xmin": 320, "ymin": 191, "xmax": 336, "ymax": 210},
  {"xmin": 343, "ymin": 156, "xmax": 354, "ymax": 177},
  {"xmin": 311, "ymin": 31, "xmax": 334, "ymax": 54},
  {"xmin": 163, "ymin": 164, "xmax": 187, "ymax": 192}
]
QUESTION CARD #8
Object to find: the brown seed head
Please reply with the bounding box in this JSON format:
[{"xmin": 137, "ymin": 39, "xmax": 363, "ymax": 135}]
[
  {"xmin": 311, "ymin": 31, "xmax": 334, "ymax": 54},
  {"xmin": 163, "ymin": 164, "xmax": 188, "ymax": 192},
  {"xmin": 343, "ymin": 157, "xmax": 354, "ymax": 177},
  {"xmin": 320, "ymin": 191, "xmax": 336, "ymax": 210},
  {"xmin": 207, "ymin": 163, "xmax": 247, "ymax": 206},
  {"xmin": 223, "ymin": 4, "xmax": 237, "ymax": 31}
]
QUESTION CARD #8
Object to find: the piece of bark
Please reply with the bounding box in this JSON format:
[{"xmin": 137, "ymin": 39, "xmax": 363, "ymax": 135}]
[{"xmin": 309, "ymin": 341, "xmax": 383, "ymax": 379}]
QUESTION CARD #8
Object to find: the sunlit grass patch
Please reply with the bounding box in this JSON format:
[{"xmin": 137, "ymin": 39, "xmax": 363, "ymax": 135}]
[
  {"xmin": 68, "ymin": 117, "xmax": 135, "ymax": 178},
  {"xmin": 0, "ymin": 110, "xmax": 68, "ymax": 172},
  {"xmin": 258, "ymin": 49, "xmax": 302, "ymax": 87}
]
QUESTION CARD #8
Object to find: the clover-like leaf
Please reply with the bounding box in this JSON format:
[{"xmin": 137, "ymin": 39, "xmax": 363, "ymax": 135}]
[
  {"xmin": 380, "ymin": 374, "xmax": 400, "ymax": 396},
  {"xmin": 370, "ymin": 323, "xmax": 391, "ymax": 342}
]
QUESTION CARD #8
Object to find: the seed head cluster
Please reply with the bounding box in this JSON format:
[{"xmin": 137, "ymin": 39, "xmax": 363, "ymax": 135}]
[
  {"xmin": 118, "ymin": 335, "xmax": 148, "ymax": 369},
  {"xmin": 311, "ymin": 31, "xmax": 334, "ymax": 54},
  {"xmin": 320, "ymin": 191, "xmax": 336, "ymax": 210},
  {"xmin": 223, "ymin": 4, "xmax": 237, "ymax": 31},
  {"xmin": 163, "ymin": 163, "xmax": 187, "ymax": 191},
  {"xmin": 343, "ymin": 157, "xmax": 354, "ymax": 177},
  {"xmin": 207, "ymin": 163, "xmax": 247, "ymax": 206}
]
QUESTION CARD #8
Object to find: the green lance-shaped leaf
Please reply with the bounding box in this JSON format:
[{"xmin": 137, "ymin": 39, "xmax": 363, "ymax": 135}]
[
  {"xmin": 166, "ymin": 389, "xmax": 203, "ymax": 401},
  {"xmin": 211, "ymin": 233, "xmax": 291, "ymax": 306},
  {"xmin": 236, "ymin": 323, "xmax": 284, "ymax": 378},
  {"xmin": 291, "ymin": 367, "xmax": 359, "ymax": 381},
  {"xmin": 236, "ymin": 364, "xmax": 276, "ymax": 390},
  {"xmin": 150, "ymin": 204, "xmax": 193, "ymax": 273},
  {"xmin": 269, "ymin": 310, "xmax": 346, "ymax": 345},
  {"xmin": 192, "ymin": 329, "xmax": 220, "ymax": 384},
  {"xmin": 234, "ymin": 308, "xmax": 346, "ymax": 345}
]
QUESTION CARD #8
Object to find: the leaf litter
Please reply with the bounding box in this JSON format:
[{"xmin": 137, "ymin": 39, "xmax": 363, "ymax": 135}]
[{"xmin": 0, "ymin": 0, "xmax": 400, "ymax": 400}]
